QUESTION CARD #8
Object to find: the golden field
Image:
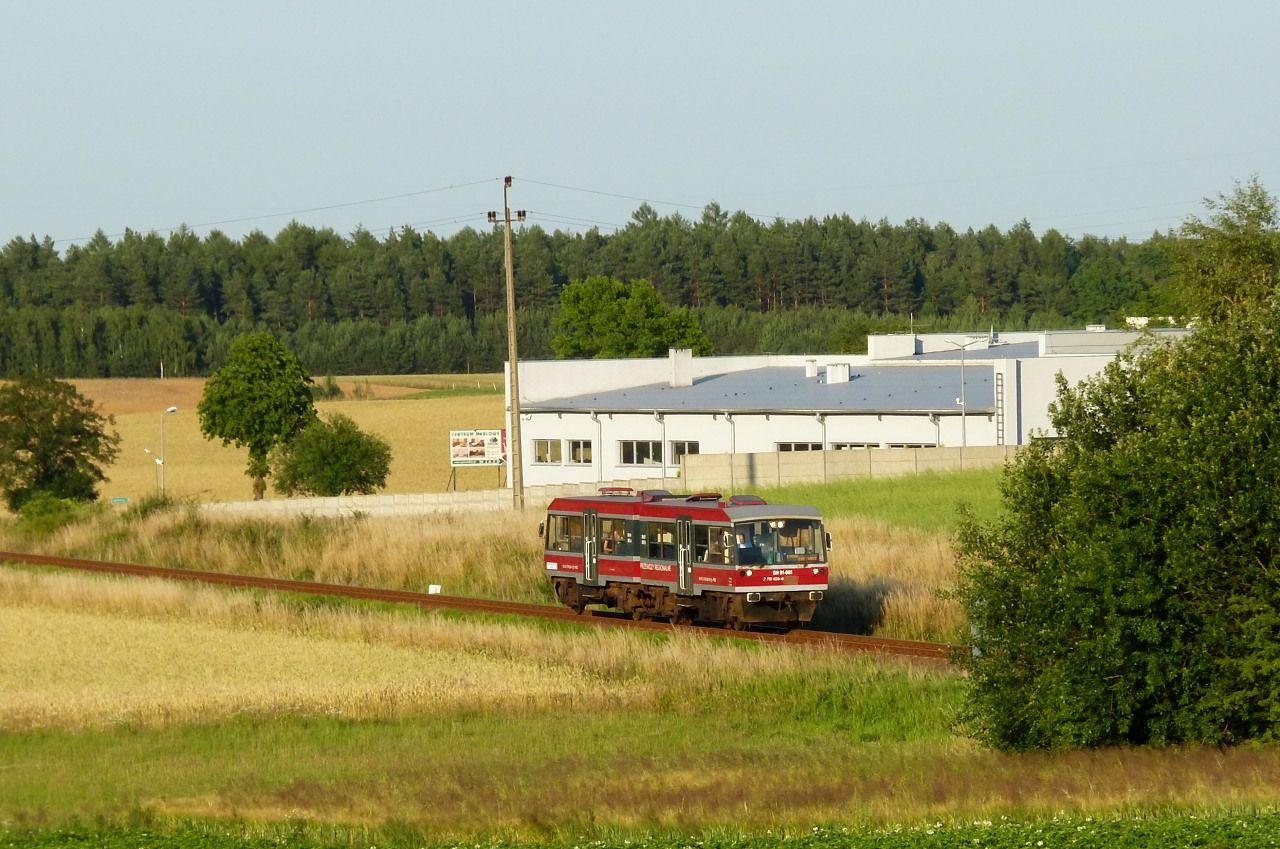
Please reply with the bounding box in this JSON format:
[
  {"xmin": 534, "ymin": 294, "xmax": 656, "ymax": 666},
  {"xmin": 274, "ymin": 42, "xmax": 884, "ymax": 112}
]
[
  {"xmin": 71, "ymin": 377, "xmax": 505, "ymax": 503},
  {"xmin": 0, "ymin": 567, "xmax": 916, "ymax": 731},
  {"xmin": 6, "ymin": 566, "xmax": 1280, "ymax": 833}
]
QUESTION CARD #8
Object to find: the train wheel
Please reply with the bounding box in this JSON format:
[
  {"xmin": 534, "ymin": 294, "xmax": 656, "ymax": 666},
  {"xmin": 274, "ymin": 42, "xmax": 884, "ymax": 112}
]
[
  {"xmin": 725, "ymin": 615, "xmax": 746, "ymax": 632},
  {"xmin": 673, "ymin": 609, "xmax": 694, "ymax": 626}
]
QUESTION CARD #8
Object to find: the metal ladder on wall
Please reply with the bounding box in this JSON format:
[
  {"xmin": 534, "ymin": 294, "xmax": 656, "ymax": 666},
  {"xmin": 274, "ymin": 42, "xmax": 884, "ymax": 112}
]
[{"xmin": 994, "ymin": 372, "xmax": 1006, "ymax": 445}]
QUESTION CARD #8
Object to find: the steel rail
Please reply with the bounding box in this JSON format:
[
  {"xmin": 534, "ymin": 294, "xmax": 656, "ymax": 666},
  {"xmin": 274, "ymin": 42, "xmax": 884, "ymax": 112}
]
[{"xmin": 0, "ymin": 550, "xmax": 956, "ymax": 664}]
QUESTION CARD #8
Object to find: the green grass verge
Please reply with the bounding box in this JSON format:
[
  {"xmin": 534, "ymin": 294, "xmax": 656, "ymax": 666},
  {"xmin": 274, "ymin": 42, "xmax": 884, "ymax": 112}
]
[
  {"xmin": 7, "ymin": 811, "xmax": 1280, "ymax": 848},
  {"xmin": 754, "ymin": 467, "xmax": 1006, "ymax": 533}
]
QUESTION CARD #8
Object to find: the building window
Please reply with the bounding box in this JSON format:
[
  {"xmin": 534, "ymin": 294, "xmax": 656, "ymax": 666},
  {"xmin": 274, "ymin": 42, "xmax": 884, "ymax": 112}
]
[
  {"xmin": 670, "ymin": 441, "xmax": 699, "ymax": 464},
  {"xmin": 619, "ymin": 440, "xmax": 662, "ymax": 466},
  {"xmin": 831, "ymin": 442, "xmax": 878, "ymax": 450},
  {"xmin": 886, "ymin": 442, "xmax": 937, "ymax": 449},
  {"xmin": 568, "ymin": 439, "xmax": 592, "ymax": 465},
  {"xmin": 533, "ymin": 439, "xmax": 562, "ymax": 464},
  {"xmin": 776, "ymin": 442, "xmax": 823, "ymax": 452}
]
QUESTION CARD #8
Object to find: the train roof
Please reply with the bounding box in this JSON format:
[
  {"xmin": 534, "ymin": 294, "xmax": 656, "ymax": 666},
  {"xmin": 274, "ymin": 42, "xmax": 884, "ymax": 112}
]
[{"xmin": 545, "ymin": 489, "xmax": 822, "ymax": 521}]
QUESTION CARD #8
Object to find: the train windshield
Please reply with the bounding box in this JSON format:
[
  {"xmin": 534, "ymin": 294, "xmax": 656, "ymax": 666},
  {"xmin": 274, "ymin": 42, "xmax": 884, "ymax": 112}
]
[{"xmin": 732, "ymin": 518, "xmax": 826, "ymax": 566}]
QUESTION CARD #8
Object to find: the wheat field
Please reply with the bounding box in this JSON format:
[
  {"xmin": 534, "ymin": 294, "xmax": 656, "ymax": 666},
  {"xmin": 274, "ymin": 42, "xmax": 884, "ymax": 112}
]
[
  {"xmin": 0, "ymin": 567, "xmax": 937, "ymax": 731},
  {"xmin": 72, "ymin": 378, "xmax": 505, "ymax": 503}
]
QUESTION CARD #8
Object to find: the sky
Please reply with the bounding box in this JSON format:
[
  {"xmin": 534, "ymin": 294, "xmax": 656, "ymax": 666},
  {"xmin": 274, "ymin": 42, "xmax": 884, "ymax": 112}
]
[{"xmin": 4, "ymin": 1, "xmax": 1278, "ymax": 250}]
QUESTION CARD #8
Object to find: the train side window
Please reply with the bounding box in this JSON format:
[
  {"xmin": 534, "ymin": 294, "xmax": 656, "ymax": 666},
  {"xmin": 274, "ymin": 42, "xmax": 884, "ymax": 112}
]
[
  {"xmin": 644, "ymin": 520, "xmax": 676, "ymax": 560},
  {"xmin": 697, "ymin": 525, "xmax": 730, "ymax": 563},
  {"xmin": 601, "ymin": 517, "xmax": 627, "ymax": 555}
]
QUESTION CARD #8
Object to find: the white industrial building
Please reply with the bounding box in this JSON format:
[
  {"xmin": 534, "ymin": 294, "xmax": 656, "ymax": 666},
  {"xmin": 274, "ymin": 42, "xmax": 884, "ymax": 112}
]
[{"xmin": 505, "ymin": 327, "xmax": 1187, "ymax": 489}]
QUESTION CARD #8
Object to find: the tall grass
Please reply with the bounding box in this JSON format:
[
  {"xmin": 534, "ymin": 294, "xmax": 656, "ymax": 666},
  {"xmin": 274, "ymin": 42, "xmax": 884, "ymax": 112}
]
[
  {"xmin": 1, "ymin": 498, "xmax": 964, "ymax": 640},
  {"xmin": 0, "ymin": 568, "xmax": 956, "ymax": 732}
]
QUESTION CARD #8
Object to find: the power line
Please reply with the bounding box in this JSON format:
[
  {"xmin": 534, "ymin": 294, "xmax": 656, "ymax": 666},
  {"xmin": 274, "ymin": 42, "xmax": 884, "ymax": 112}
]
[{"xmin": 52, "ymin": 177, "xmax": 501, "ymax": 245}]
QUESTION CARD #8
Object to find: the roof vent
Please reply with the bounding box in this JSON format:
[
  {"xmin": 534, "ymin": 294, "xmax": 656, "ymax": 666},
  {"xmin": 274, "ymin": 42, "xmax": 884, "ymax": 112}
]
[
  {"xmin": 826, "ymin": 362, "xmax": 852, "ymax": 383},
  {"xmin": 805, "ymin": 359, "xmax": 818, "ymax": 378},
  {"xmin": 639, "ymin": 489, "xmax": 674, "ymax": 502},
  {"xmin": 728, "ymin": 494, "xmax": 768, "ymax": 506}
]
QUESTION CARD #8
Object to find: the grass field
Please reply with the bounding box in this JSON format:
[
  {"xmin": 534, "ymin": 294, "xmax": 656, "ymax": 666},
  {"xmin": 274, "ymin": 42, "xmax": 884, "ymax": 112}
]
[
  {"xmin": 4, "ymin": 566, "xmax": 1280, "ymax": 842},
  {"xmin": 76, "ymin": 376, "xmax": 506, "ymax": 503},
  {"xmin": 4, "ymin": 401, "xmax": 1274, "ymax": 846}
]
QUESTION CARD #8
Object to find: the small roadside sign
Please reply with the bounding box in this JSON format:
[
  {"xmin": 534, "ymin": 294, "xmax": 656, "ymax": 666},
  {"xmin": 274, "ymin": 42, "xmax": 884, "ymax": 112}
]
[
  {"xmin": 449, "ymin": 429, "xmax": 506, "ymax": 467},
  {"xmin": 110, "ymin": 497, "xmax": 129, "ymax": 505}
]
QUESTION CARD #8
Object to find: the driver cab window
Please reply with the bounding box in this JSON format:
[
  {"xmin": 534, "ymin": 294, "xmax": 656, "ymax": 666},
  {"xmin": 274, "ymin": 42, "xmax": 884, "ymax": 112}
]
[{"xmin": 546, "ymin": 514, "xmax": 585, "ymax": 552}]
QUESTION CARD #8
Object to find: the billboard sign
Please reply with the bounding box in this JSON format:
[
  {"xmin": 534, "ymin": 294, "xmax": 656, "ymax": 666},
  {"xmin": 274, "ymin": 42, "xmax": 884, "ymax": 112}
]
[{"xmin": 450, "ymin": 429, "xmax": 505, "ymax": 467}]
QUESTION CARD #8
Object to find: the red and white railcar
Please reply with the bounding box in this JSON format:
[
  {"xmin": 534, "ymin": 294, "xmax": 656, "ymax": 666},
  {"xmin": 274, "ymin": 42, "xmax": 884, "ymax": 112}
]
[{"xmin": 542, "ymin": 488, "xmax": 829, "ymax": 629}]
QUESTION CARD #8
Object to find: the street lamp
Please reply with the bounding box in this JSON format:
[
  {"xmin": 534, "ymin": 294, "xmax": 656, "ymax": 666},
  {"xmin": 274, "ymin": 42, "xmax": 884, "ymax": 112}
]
[
  {"xmin": 159, "ymin": 406, "xmax": 177, "ymax": 496},
  {"xmin": 488, "ymin": 176, "xmax": 527, "ymax": 510},
  {"xmin": 945, "ymin": 338, "xmax": 983, "ymax": 455}
]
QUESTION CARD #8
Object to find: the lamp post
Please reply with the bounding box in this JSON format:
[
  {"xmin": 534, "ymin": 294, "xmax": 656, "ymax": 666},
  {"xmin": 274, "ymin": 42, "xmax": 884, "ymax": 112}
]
[
  {"xmin": 488, "ymin": 177, "xmax": 527, "ymax": 510},
  {"xmin": 945, "ymin": 338, "xmax": 983, "ymax": 455},
  {"xmin": 159, "ymin": 406, "xmax": 177, "ymax": 496}
]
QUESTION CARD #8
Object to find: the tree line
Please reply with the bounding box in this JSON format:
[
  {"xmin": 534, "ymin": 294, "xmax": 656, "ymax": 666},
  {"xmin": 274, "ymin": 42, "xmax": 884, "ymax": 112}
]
[{"xmin": 0, "ymin": 205, "xmax": 1179, "ymax": 377}]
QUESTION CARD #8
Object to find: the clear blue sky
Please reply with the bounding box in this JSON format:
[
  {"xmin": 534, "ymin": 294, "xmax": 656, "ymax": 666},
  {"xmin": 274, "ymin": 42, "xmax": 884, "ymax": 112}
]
[{"xmin": 4, "ymin": 1, "xmax": 1277, "ymax": 248}]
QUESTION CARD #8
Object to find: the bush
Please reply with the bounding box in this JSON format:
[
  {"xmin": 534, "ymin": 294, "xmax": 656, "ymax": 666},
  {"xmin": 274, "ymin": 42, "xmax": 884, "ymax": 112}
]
[
  {"xmin": 957, "ymin": 307, "xmax": 1280, "ymax": 749},
  {"xmin": 312, "ymin": 375, "xmax": 345, "ymax": 400},
  {"xmin": 956, "ymin": 180, "xmax": 1280, "ymax": 750},
  {"xmin": 15, "ymin": 492, "xmax": 93, "ymax": 538},
  {"xmin": 272, "ymin": 413, "xmax": 392, "ymax": 497}
]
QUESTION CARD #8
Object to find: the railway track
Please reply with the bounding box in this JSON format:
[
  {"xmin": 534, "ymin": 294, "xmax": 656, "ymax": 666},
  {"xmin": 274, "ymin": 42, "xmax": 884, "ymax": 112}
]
[{"xmin": 0, "ymin": 550, "xmax": 956, "ymax": 665}]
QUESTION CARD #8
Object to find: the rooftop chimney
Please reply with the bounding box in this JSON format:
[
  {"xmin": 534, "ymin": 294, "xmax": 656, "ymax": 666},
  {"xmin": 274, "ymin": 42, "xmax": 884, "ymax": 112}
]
[{"xmin": 669, "ymin": 348, "xmax": 693, "ymax": 387}]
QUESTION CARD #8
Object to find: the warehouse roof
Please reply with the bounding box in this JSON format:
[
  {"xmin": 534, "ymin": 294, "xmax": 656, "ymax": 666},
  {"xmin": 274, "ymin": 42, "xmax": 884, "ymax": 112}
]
[{"xmin": 524, "ymin": 365, "xmax": 993, "ymax": 415}]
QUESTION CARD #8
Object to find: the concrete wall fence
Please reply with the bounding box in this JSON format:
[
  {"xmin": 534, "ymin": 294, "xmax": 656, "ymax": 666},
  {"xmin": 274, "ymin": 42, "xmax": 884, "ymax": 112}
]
[{"xmin": 199, "ymin": 445, "xmax": 1017, "ymax": 520}]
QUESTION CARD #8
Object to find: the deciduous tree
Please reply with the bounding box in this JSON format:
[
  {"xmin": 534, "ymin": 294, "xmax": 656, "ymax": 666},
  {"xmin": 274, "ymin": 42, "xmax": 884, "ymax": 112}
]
[
  {"xmin": 0, "ymin": 375, "xmax": 120, "ymax": 510},
  {"xmin": 552, "ymin": 276, "xmax": 712, "ymax": 358},
  {"xmin": 197, "ymin": 332, "xmax": 315, "ymax": 499}
]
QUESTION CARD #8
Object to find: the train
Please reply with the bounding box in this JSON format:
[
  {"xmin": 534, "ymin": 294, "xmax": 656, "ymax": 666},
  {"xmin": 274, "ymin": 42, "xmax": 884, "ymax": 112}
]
[{"xmin": 541, "ymin": 488, "xmax": 829, "ymax": 629}]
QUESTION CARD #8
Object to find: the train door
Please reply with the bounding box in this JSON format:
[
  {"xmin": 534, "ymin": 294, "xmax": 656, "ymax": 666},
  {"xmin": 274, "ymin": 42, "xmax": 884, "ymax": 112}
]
[
  {"xmin": 583, "ymin": 510, "xmax": 600, "ymax": 585},
  {"xmin": 676, "ymin": 516, "xmax": 693, "ymax": 592}
]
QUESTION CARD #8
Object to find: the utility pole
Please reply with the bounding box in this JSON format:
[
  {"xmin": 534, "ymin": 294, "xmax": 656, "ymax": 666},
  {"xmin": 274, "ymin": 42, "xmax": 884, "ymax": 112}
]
[
  {"xmin": 488, "ymin": 177, "xmax": 527, "ymax": 510},
  {"xmin": 946, "ymin": 337, "xmax": 983, "ymax": 464}
]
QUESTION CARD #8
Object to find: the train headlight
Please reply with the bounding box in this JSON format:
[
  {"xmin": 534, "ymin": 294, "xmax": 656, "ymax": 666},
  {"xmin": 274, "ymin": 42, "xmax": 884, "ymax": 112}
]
[{"xmin": 744, "ymin": 569, "xmax": 753, "ymax": 577}]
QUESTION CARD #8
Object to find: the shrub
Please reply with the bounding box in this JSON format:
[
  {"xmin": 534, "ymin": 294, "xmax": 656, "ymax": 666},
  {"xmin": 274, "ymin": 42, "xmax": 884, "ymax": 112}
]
[
  {"xmin": 272, "ymin": 413, "xmax": 392, "ymax": 497},
  {"xmin": 956, "ymin": 181, "xmax": 1280, "ymax": 749},
  {"xmin": 15, "ymin": 492, "xmax": 93, "ymax": 538}
]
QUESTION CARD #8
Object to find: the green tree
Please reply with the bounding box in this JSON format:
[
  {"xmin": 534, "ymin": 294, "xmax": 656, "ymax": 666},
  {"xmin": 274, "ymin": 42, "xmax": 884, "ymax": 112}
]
[
  {"xmin": 1173, "ymin": 175, "xmax": 1280, "ymax": 321},
  {"xmin": 955, "ymin": 180, "xmax": 1280, "ymax": 750},
  {"xmin": 552, "ymin": 276, "xmax": 712, "ymax": 358},
  {"xmin": 0, "ymin": 375, "xmax": 120, "ymax": 510},
  {"xmin": 271, "ymin": 412, "xmax": 391, "ymax": 496},
  {"xmin": 197, "ymin": 332, "xmax": 316, "ymax": 499}
]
